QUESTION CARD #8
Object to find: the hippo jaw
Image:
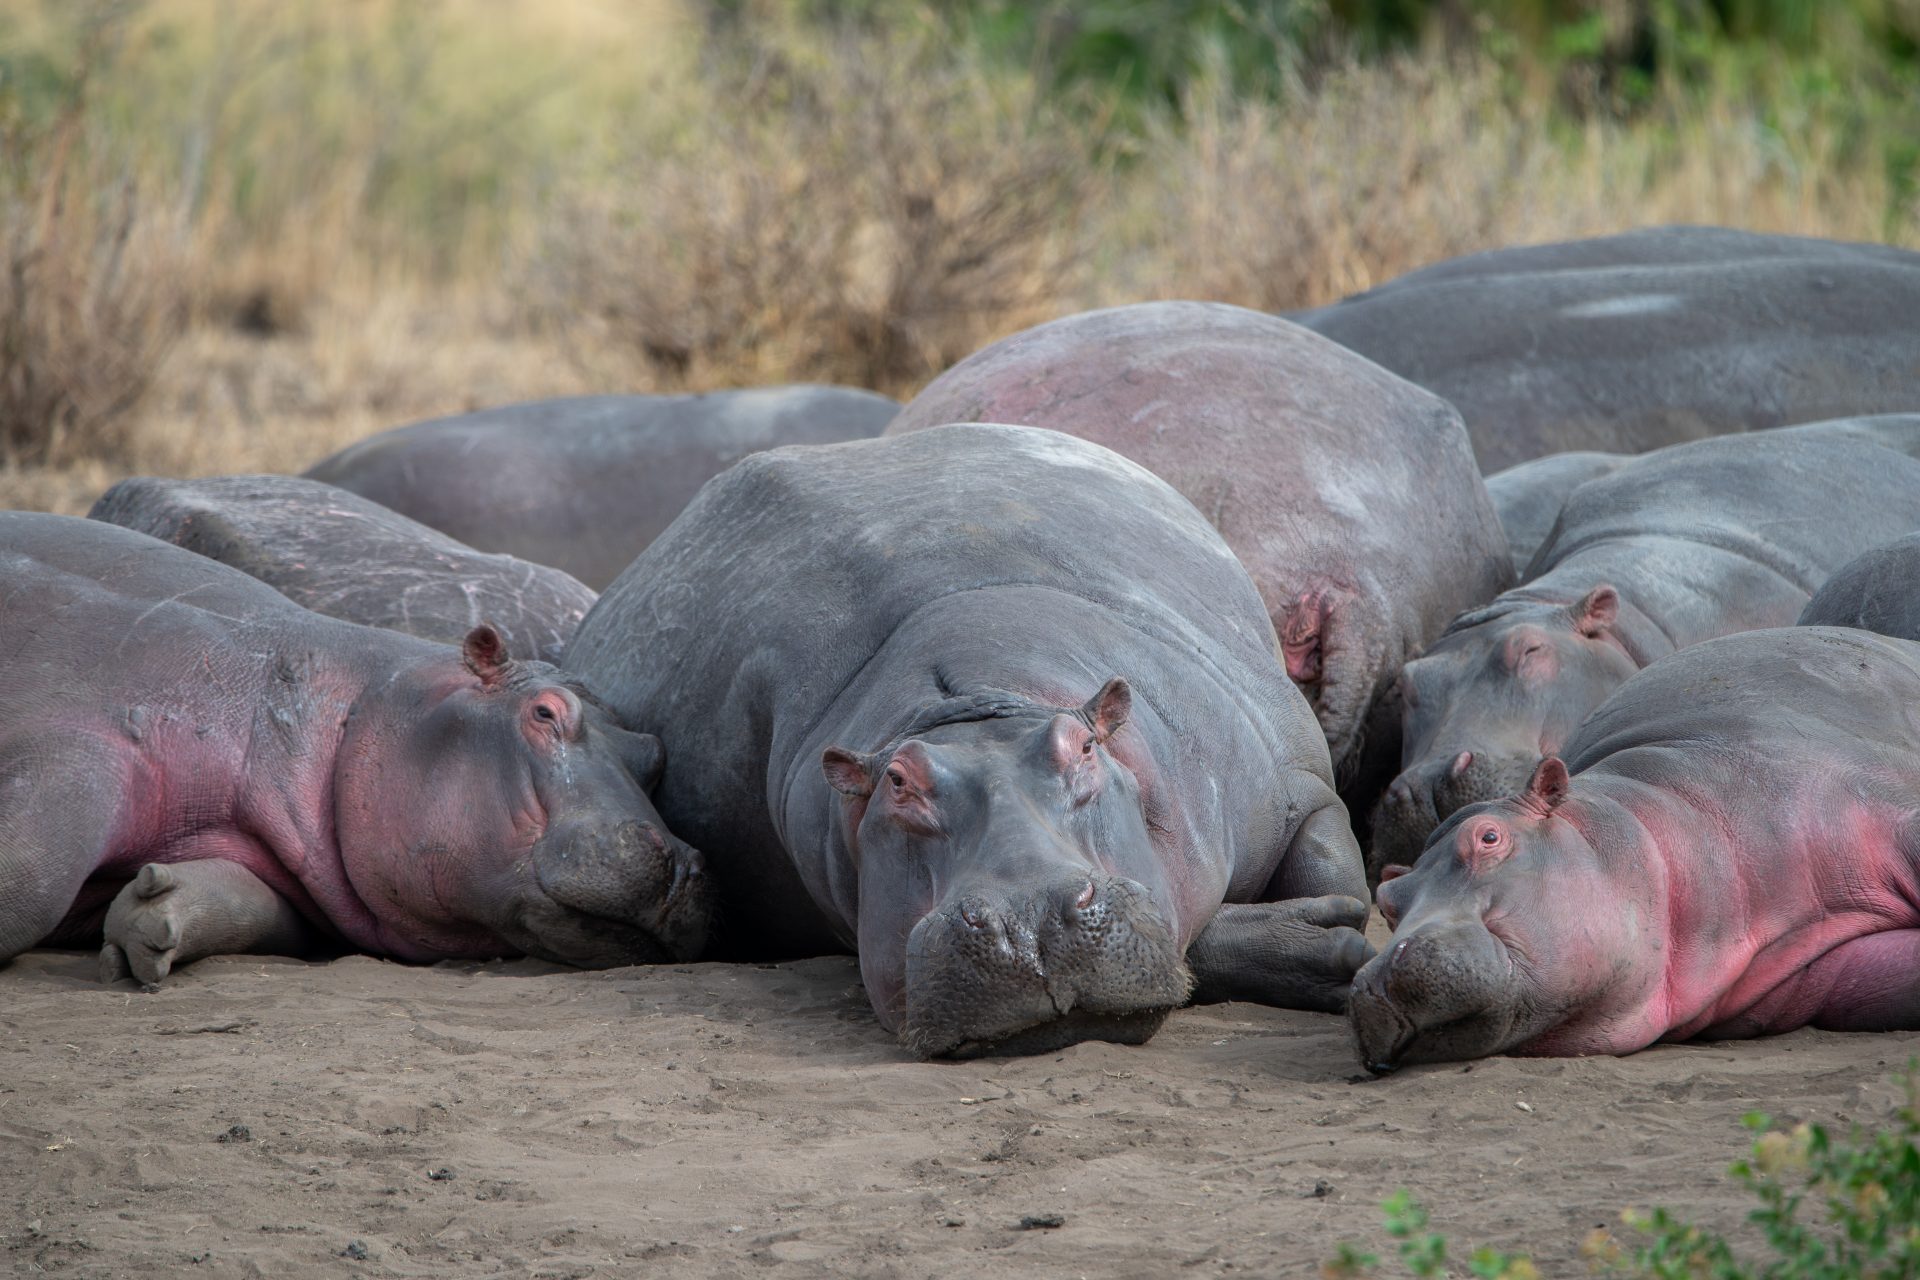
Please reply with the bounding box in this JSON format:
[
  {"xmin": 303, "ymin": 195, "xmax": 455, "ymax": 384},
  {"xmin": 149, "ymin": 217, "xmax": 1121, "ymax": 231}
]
[
  {"xmin": 511, "ymin": 819, "xmax": 712, "ymax": 967},
  {"xmin": 892, "ymin": 873, "xmax": 1193, "ymax": 1059},
  {"xmin": 1347, "ymin": 925, "xmax": 1525, "ymax": 1073}
]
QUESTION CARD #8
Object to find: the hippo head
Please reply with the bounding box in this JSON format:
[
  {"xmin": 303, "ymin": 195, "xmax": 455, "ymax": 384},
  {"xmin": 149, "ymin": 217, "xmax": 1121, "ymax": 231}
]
[
  {"xmin": 820, "ymin": 680, "xmax": 1193, "ymax": 1059},
  {"xmin": 1368, "ymin": 586, "xmax": 1636, "ymax": 870},
  {"xmin": 337, "ymin": 625, "xmax": 711, "ymax": 967},
  {"xmin": 1350, "ymin": 758, "xmax": 1652, "ymax": 1071}
]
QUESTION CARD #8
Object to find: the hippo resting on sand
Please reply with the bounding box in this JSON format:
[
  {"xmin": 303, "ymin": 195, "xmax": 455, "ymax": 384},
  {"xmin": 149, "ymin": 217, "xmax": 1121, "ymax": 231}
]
[
  {"xmin": 1798, "ymin": 533, "xmax": 1920, "ymax": 641},
  {"xmin": 1292, "ymin": 226, "xmax": 1920, "ymax": 472},
  {"xmin": 1353, "ymin": 627, "xmax": 1920, "ymax": 1071},
  {"xmin": 303, "ymin": 386, "xmax": 901, "ymax": 589},
  {"xmin": 89, "ymin": 474, "xmax": 597, "ymax": 663},
  {"xmin": 0, "ymin": 514, "xmax": 709, "ymax": 989},
  {"xmin": 1482, "ymin": 451, "xmax": 1626, "ymax": 577},
  {"xmin": 884, "ymin": 302, "xmax": 1513, "ymax": 804},
  {"xmin": 1373, "ymin": 415, "xmax": 1920, "ymax": 872},
  {"xmin": 564, "ymin": 424, "xmax": 1372, "ymax": 1058}
]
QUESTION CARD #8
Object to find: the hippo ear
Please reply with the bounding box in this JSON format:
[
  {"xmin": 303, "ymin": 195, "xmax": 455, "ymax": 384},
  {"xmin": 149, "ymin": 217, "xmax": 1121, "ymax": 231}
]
[
  {"xmin": 1082, "ymin": 677, "xmax": 1132, "ymax": 743},
  {"xmin": 610, "ymin": 727, "xmax": 666, "ymax": 792},
  {"xmin": 462, "ymin": 624, "xmax": 515, "ymax": 687},
  {"xmin": 1379, "ymin": 863, "xmax": 1414, "ymax": 883},
  {"xmin": 1573, "ymin": 585, "xmax": 1619, "ymax": 638},
  {"xmin": 1278, "ymin": 592, "xmax": 1329, "ymax": 684},
  {"xmin": 1522, "ymin": 756, "xmax": 1571, "ymax": 813},
  {"xmin": 822, "ymin": 747, "xmax": 876, "ymax": 799}
]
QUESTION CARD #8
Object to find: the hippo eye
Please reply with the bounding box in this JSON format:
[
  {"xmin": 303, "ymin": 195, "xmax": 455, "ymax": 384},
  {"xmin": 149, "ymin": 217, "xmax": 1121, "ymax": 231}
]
[
  {"xmin": 887, "ymin": 768, "xmax": 906, "ymax": 790},
  {"xmin": 1479, "ymin": 828, "xmax": 1500, "ymax": 845},
  {"xmin": 534, "ymin": 704, "xmax": 557, "ymax": 722},
  {"xmin": 1081, "ymin": 738, "xmax": 1095, "ymax": 757}
]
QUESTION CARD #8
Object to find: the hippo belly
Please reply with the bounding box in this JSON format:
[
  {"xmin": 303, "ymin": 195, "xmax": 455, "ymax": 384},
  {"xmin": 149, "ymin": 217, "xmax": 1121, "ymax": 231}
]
[
  {"xmin": 88, "ymin": 474, "xmax": 598, "ymax": 663},
  {"xmin": 302, "ymin": 386, "xmax": 901, "ymax": 588},
  {"xmin": 1294, "ymin": 227, "xmax": 1920, "ymax": 471},
  {"xmin": 565, "ymin": 424, "xmax": 1372, "ymax": 1058}
]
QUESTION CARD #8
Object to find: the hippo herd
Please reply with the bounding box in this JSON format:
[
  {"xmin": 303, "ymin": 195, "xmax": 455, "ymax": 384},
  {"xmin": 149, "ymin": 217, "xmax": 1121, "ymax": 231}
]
[{"xmin": 7, "ymin": 224, "xmax": 1920, "ymax": 1074}]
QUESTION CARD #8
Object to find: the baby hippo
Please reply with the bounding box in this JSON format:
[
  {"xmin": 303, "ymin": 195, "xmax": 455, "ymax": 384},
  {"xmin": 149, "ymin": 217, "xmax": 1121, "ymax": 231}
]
[
  {"xmin": 1373, "ymin": 415, "xmax": 1920, "ymax": 871},
  {"xmin": 1798, "ymin": 532, "xmax": 1920, "ymax": 640},
  {"xmin": 0, "ymin": 514, "xmax": 709, "ymax": 987},
  {"xmin": 1353, "ymin": 627, "xmax": 1920, "ymax": 1071},
  {"xmin": 90, "ymin": 474, "xmax": 597, "ymax": 662}
]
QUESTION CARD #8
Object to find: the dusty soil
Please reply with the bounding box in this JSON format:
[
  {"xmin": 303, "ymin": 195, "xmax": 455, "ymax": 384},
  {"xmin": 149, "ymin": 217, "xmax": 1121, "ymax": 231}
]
[{"xmin": 4, "ymin": 916, "xmax": 1913, "ymax": 1280}]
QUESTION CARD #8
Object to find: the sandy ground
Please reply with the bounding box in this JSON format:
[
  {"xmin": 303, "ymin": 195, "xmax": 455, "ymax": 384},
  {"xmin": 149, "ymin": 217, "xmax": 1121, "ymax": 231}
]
[{"xmin": 3, "ymin": 914, "xmax": 1914, "ymax": 1280}]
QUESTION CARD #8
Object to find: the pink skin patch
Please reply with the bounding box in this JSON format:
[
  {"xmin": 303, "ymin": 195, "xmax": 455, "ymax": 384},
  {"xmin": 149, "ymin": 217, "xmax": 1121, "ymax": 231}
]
[{"xmin": 1279, "ymin": 592, "xmax": 1329, "ymax": 685}]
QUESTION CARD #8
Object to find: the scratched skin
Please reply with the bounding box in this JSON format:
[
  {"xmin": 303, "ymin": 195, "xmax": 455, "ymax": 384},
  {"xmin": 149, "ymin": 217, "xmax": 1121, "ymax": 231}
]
[
  {"xmin": 0, "ymin": 514, "xmax": 710, "ymax": 988},
  {"xmin": 1374, "ymin": 415, "xmax": 1920, "ymax": 872},
  {"xmin": 304, "ymin": 386, "xmax": 901, "ymax": 589},
  {"xmin": 885, "ymin": 302, "xmax": 1514, "ymax": 811},
  {"xmin": 565, "ymin": 424, "xmax": 1371, "ymax": 1059},
  {"xmin": 1291, "ymin": 226, "xmax": 1920, "ymax": 472},
  {"xmin": 89, "ymin": 474, "xmax": 597, "ymax": 663},
  {"xmin": 1353, "ymin": 627, "xmax": 1920, "ymax": 1071}
]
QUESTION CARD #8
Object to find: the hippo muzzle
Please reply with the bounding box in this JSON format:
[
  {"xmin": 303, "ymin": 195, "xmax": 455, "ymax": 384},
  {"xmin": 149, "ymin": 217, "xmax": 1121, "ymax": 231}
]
[
  {"xmin": 1348, "ymin": 916, "xmax": 1520, "ymax": 1072},
  {"xmin": 512, "ymin": 819, "xmax": 712, "ymax": 967},
  {"xmin": 898, "ymin": 873, "xmax": 1191, "ymax": 1059}
]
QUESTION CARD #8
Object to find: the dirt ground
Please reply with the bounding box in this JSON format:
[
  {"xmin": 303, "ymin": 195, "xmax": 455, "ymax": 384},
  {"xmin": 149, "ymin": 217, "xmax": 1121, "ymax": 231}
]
[{"xmin": 3, "ymin": 912, "xmax": 1913, "ymax": 1280}]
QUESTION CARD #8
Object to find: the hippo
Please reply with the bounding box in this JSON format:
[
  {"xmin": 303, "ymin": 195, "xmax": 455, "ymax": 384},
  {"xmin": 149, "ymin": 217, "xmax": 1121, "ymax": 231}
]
[
  {"xmin": 303, "ymin": 386, "xmax": 901, "ymax": 588},
  {"xmin": 1372, "ymin": 415, "xmax": 1920, "ymax": 872},
  {"xmin": 88, "ymin": 474, "xmax": 598, "ymax": 663},
  {"xmin": 1292, "ymin": 226, "xmax": 1920, "ymax": 471},
  {"xmin": 883, "ymin": 301, "xmax": 1513, "ymax": 805},
  {"xmin": 1353, "ymin": 626, "xmax": 1920, "ymax": 1071},
  {"xmin": 0, "ymin": 513, "xmax": 710, "ymax": 988},
  {"xmin": 1798, "ymin": 533, "xmax": 1920, "ymax": 640},
  {"xmin": 563, "ymin": 424, "xmax": 1372, "ymax": 1058},
  {"xmin": 1482, "ymin": 451, "xmax": 1627, "ymax": 577}
]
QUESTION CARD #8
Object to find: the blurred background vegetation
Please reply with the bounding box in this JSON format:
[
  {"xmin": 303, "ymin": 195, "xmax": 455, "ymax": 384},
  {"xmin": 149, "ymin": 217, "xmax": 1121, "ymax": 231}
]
[{"xmin": 1, "ymin": 0, "xmax": 1915, "ymax": 505}]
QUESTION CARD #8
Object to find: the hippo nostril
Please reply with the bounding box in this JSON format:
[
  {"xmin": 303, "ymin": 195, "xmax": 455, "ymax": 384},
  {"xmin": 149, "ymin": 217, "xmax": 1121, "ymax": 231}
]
[
  {"xmin": 1450, "ymin": 750, "xmax": 1474, "ymax": 778},
  {"xmin": 960, "ymin": 903, "xmax": 991, "ymax": 930},
  {"xmin": 1073, "ymin": 880, "xmax": 1097, "ymax": 910},
  {"xmin": 1388, "ymin": 779, "xmax": 1411, "ymax": 805}
]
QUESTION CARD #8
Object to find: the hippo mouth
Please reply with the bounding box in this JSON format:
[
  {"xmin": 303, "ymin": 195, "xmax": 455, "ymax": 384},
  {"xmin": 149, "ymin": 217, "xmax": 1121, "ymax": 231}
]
[
  {"xmin": 926, "ymin": 1006, "xmax": 1177, "ymax": 1060},
  {"xmin": 1347, "ymin": 983, "xmax": 1421, "ymax": 1074},
  {"xmin": 519, "ymin": 829, "xmax": 713, "ymax": 968}
]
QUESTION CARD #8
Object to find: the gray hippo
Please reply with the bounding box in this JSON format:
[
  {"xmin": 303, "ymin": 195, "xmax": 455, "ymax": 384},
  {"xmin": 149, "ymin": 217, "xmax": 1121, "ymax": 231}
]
[
  {"xmin": 883, "ymin": 302, "xmax": 1513, "ymax": 804},
  {"xmin": 1798, "ymin": 532, "xmax": 1920, "ymax": 640},
  {"xmin": 1352, "ymin": 627, "xmax": 1920, "ymax": 1070},
  {"xmin": 303, "ymin": 386, "xmax": 900, "ymax": 588},
  {"xmin": 0, "ymin": 513, "xmax": 710, "ymax": 988},
  {"xmin": 89, "ymin": 474, "xmax": 597, "ymax": 663},
  {"xmin": 1482, "ymin": 451, "xmax": 1627, "ymax": 577},
  {"xmin": 1293, "ymin": 226, "xmax": 1920, "ymax": 471},
  {"xmin": 563, "ymin": 424, "xmax": 1372, "ymax": 1058},
  {"xmin": 1373, "ymin": 415, "xmax": 1920, "ymax": 872}
]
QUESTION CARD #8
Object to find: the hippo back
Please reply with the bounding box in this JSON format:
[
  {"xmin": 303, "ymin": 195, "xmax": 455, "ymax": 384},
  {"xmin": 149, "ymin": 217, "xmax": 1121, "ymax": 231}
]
[
  {"xmin": 302, "ymin": 387, "xmax": 901, "ymax": 589},
  {"xmin": 89, "ymin": 475, "xmax": 597, "ymax": 663},
  {"xmin": 1483, "ymin": 451, "xmax": 1630, "ymax": 578},
  {"xmin": 1294, "ymin": 228, "xmax": 1920, "ymax": 471},
  {"xmin": 565, "ymin": 423, "xmax": 1330, "ymax": 953},
  {"xmin": 1798, "ymin": 533, "xmax": 1920, "ymax": 640}
]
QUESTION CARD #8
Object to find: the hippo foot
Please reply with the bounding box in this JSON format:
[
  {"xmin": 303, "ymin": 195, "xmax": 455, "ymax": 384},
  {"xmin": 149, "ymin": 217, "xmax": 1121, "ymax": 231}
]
[
  {"xmin": 99, "ymin": 864, "xmax": 188, "ymax": 990},
  {"xmin": 1187, "ymin": 896, "xmax": 1376, "ymax": 1013}
]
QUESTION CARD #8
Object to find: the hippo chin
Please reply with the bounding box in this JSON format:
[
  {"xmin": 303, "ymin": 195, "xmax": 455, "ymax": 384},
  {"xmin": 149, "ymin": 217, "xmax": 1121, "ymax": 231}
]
[
  {"xmin": 1356, "ymin": 627, "xmax": 1920, "ymax": 1071},
  {"xmin": 565, "ymin": 424, "xmax": 1371, "ymax": 1058},
  {"xmin": 1373, "ymin": 414, "xmax": 1920, "ymax": 871},
  {"xmin": 0, "ymin": 514, "xmax": 710, "ymax": 987}
]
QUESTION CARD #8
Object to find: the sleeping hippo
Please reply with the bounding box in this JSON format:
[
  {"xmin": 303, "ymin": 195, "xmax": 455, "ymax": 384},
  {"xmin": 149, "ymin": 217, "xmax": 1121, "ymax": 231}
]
[
  {"xmin": 883, "ymin": 302, "xmax": 1513, "ymax": 803},
  {"xmin": 1293, "ymin": 226, "xmax": 1920, "ymax": 471},
  {"xmin": 0, "ymin": 514, "xmax": 710, "ymax": 987},
  {"xmin": 88, "ymin": 474, "xmax": 598, "ymax": 663},
  {"xmin": 564, "ymin": 424, "xmax": 1372, "ymax": 1058},
  {"xmin": 1798, "ymin": 533, "xmax": 1920, "ymax": 640},
  {"xmin": 1482, "ymin": 451, "xmax": 1627, "ymax": 577},
  {"xmin": 1353, "ymin": 626, "xmax": 1920, "ymax": 1070},
  {"xmin": 1372, "ymin": 415, "xmax": 1920, "ymax": 872},
  {"xmin": 303, "ymin": 386, "xmax": 901, "ymax": 588}
]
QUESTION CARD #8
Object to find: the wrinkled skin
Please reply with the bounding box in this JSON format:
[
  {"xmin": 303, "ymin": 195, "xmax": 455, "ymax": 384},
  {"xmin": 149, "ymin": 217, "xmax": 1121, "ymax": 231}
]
[
  {"xmin": 1798, "ymin": 533, "xmax": 1920, "ymax": 641},
  {"xmin": 1482, "ymin": 451, "xmax": 1627, "ymax": 577},
  {"xmin": 1292, "ymin": 226, "xmax": 1920, "ymax": 471},
  {"xmin": 90, "ymin": 474, "xmax": 597, "ymax": 663},
  {"xmin": 1353, "ymin": 627, "xmax": 1920, "ymax": 1071},
  {"xmin": 0, "ymin": 514, "xmax": 710, "ymax": 988},
  {"xmin": 565, "ymin": 424, "xmax": 1371, "ymax": 1058},
  {"xmin": 1373, "ymin": 415, "xmax": 1920, "ymax": 872},
  {"xmin": 884, "ymin": 302, "xmax": 1513, "ymax": 806},
  {"xmin": 304, "ymin": 386, "xmax": 900, "ymax": 588}
]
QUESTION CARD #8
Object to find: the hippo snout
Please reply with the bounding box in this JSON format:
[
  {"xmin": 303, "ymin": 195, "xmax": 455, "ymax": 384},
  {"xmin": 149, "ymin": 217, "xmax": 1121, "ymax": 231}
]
[
  {"xmin": 1348, "ymin": 920, "xmax": 1517, "ymax": 1072},
  {"xmin": 899, "ymin": 874, "xmax": 1192, "ymax": 1060},
  {"xmin": 522, "ymin": 819, "xmax": 714, "ymax": 967},
  {"xmin": 1369, "ymin": 749, "xmax": 1536, "ymax": 872}
]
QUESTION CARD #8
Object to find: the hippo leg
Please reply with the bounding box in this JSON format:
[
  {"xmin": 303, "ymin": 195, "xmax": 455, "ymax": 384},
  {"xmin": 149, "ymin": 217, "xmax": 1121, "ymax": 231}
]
[
  {"xmin": 1186, "ymin": 896, "xmax": 1374, "ymax": 1012},
  {"xmin": 0, "ymin": 752, "xmax": 122, "ymax": 965},
  {"xmin": 1808, "ymin": 931, "xmax": 1920, "ymax": 1032},
  {"xmin": 99, "ymin": 862, "xmax": 318, "ymax": 990}
]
